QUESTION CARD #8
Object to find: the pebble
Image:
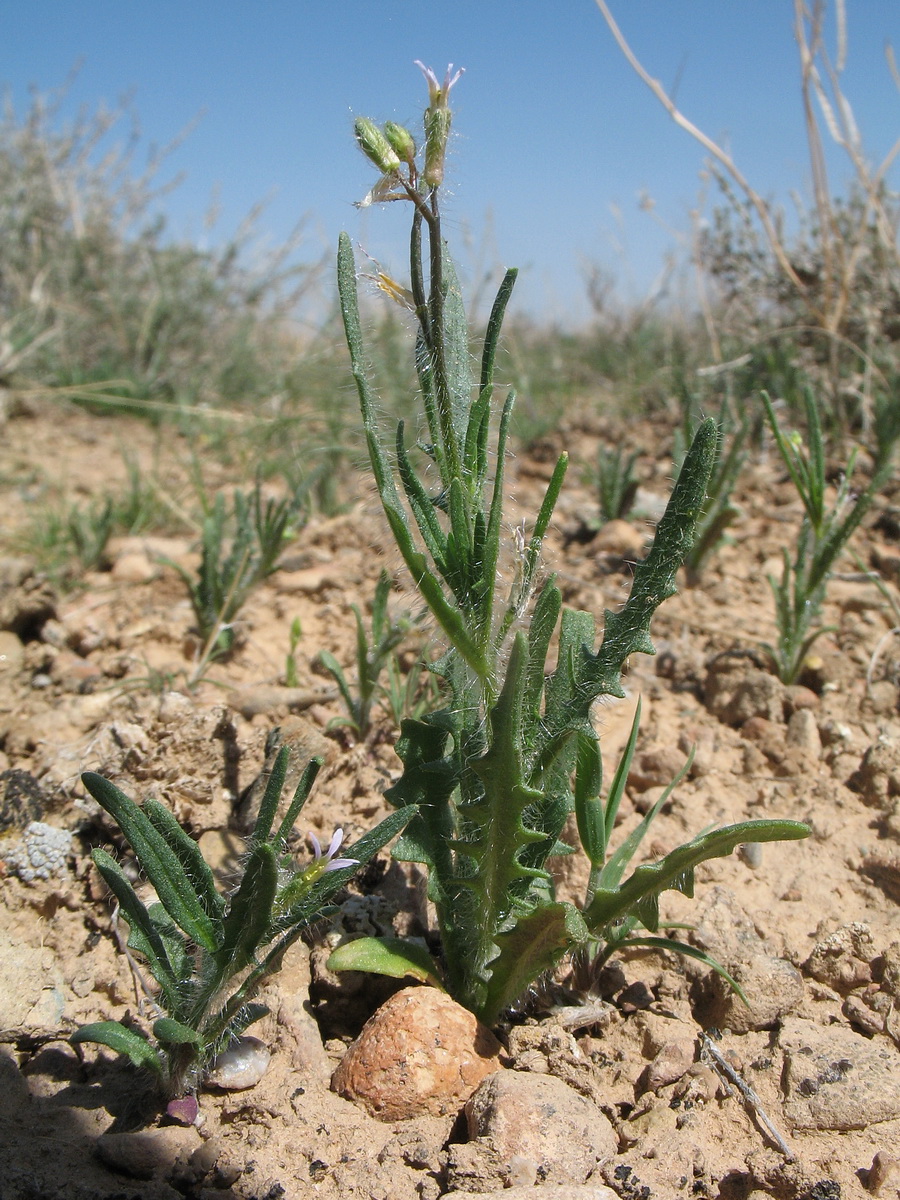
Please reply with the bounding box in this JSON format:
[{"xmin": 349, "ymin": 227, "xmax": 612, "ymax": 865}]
[
  {"xmin": 704, "ymin": 665, "xmax": 786, "ymax": 726},
  {"xmin": 275, "ymin": 565, "xmax": 341, "ymax": 594},
  {"xmin": 779, "ymin": 1016, "xmax": 900, "ymax": 1130},
  {"xmin": 204, "ymin": 1036, "xmax": 271, "ymax": 1090},
  {"xmin": 868, "ymin": 1151, "xmax": 900, "ymax": 1196},
  {"xmin": 331, "ymin": 986, "xmax": 503, "ymax": 1121},
  {"xmin": 645, "ymin": 1037, "xmax": 696, "ymax": 1091},
  {"xmin": 465, "ymin": 1071, "xmax": 617, "ymax": 1187},
  {"xmin": 714, "ymin": 952, "xmax": 805, "ymax": 1034},
  {"xmin": 627, "ymin": 744, "xmax": 688, "ymax": 792},
  {"xmin": 692, "ymin": 887, "xmax": 804, "ymax": 1032},
  {"xmin": 0, "ymin": 628, "xmax": 24, "ymax": 676},
  {"xmin": 849, "ymin": 737, "xmax": 900, "ymax": 809},
  {"xmin": 786, "ymin": 707, "xmax": 822, "ymax": 759},
  {"xmin": 805, "ymin": 923, "xmax": 875, "ymax": 992},
  {"xmin": 590, "ymin": 519, "xmax": 647, "ymax": 558},
  {"xmin": 110, "ymin": 551, "xmax": 158, "ymax": 583}
]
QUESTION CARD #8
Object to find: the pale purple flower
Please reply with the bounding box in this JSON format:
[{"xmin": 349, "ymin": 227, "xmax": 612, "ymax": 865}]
[
  {"xmin": 308, "ymin": 828, "xmax": 358, "ymax": 872},
  {"xmin": 414, "ymin": 61, "xmax": 464, "ymax": 108}
]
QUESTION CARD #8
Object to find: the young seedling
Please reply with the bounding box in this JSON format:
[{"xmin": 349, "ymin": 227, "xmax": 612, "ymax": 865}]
[
  {"xmin": 319, "ymin": 570, "xmax": 418, "ymax": 738},
  {"xmin": 761, "ymin": 388, "xmax": 891, "ymax": 683},
  {"xmin": 165, "ymin": 479, "xmax": 303, "ymax": 671},
  {"xmin": 328, "ymin": 65, "xmax": 809, "ymax": 1025},
  {"xmin": 284, "ymin": 616, "xmax": 303, "ymax": 687},
  {"xmin": 72, "ymin": 747, "xmax": 412, "ymax": 1105},
  {"xmin": 597, "ymin": 444, "xmax": 640, "ymax": 522}
]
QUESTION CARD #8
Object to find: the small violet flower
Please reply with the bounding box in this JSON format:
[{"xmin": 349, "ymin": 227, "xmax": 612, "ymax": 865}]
[
  {"xmin": 308, "ymin": 828, "xmax": 358, "ymax": 873},
  {"xmin": 414, "ymin": 62, "xmax": 464, "ymax": 108}
]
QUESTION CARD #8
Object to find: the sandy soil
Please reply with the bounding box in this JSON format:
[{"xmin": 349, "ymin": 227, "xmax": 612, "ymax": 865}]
[{"xmin": 1, "ymin": 402, "xmax": 899, "ymax": 1200}]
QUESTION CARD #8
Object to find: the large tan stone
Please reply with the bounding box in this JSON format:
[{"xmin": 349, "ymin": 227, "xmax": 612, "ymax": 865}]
[{"xmin": 331, "ymin": 985, "xmax": 503, "ymax": 1121}]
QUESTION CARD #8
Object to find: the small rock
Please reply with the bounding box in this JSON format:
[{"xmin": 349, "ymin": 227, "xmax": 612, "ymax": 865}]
[
  {"xmin": 849, "ymin": 737, "xmax": 900, "ymax": 809},
  {"xmin": 868, "ymin": 1151, "xmax": 900, "ymax": 1196},
  {"xmin": 205, "ymin": 1036, "xmax": 270, "ymax": 1090},
  {"xmin": 50, "ymin": 649, "xmax": 104, "ymax": 693},
  {"xmin": 0, "ymin": 629, "xmax": 25, "ymax": 676},
  {"xmin": 711, "ymin": 953, "xmax": 805, "ymax": 1033},
  {"xmin": 628, "ymin": 745, "xmax": 688, "ymax": 792},
  {"xmin": 785, "ymin": 685, "xmax": 819, "ymax": 712},
  {"xmin": 860, "ymin": 853, "xmax": 900, "ymax": 903},
  {"xmin": 465, "ymin": 1071, "xmax": 617, "ymax": 1186},
  {"xmin": 0, "ymin": 559, "xmax": 56, "ymax": 638},
  {"xmin": 705, "ymin": 664, "xmax": 786, "ymax": 726},
  {"xmin": 331, "ymin": 986, "xmax": 503, "ymax": 1121},
  {"xmin": 275, "ymin": 565, "xmax": 341, "ymax": 594},
  {"xmin": 786, "ymin": 708, "xmax": 822, "ymax": 760},
  {"xmin": 645, "ymin": 1037, "xmax": 696, "ymax": 1091},
  {"xmin": 692, "ymin": 887, "xmax": 804, "ymax": 1032},
  {"xmin": 881, "ymin": 942, "xmax": 900, "ymax": 1002},
  {"xmin": 780, "ymin": 1016, "xmax": 900, "ymax": 1130},
  {"xmin": 805, "ymin": 923, "xmax": 875, "ymax": 992},
  {"xmin": 591, "ymin": 519, "xmax": 646, "ymax": 559},
  {"xmin": 843, "ymin": 993, "xmax": 885, "ymax": 1037},
  {"xmin": 0, "ymin": 768, "xmax": 46, "ymax": 831},
  {"xmin": 620, "ymin": 1101, "xmax": 679, "ymax": 1147},
  {"xmin": 110, "ymin": 551, "xmax": 158, "ymax": 583}
]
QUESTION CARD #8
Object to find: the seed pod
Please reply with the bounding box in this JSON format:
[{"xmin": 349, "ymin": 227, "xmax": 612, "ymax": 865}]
[
  {"xmin": 354, "ymin": 117, "xmax": 400, "ymax": 174},
  {"xmin": 422, "ymin": 105, "xmax": 452, "ymax": 188}
]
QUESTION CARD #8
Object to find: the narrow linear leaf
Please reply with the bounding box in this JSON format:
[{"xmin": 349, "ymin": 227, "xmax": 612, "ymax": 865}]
[
  {"xmin": 82, "ymin": 772, "xmax": 218, "ymax": 952},
  {"xmin": 143, "ymin": 799, "xmax": 224, "ymax": 923},
  {"xmin": 480, "ymin": 268, "xmax": 517, "ymax": 392},
  {"xmin": 252, "ymin": 745, "xmax": 289, "ymax": 844},
  {"xmin": 274, "ymin": 757, "xmax": 322, "ymax": 846},
  {"xmin": 218, "ymin": 842, "xmax": 278, "ymax": 971},
  {"xmin": 71, "ymin": 1021, "xmax": 164, "ymax": 1075},
  {"xmin": 153, "ymin": 1017, "xmax": 203, "ymax": 1047},
  {"xmin": 91, "ymin": 848, "xmax": 180, "ymax": 1006}
]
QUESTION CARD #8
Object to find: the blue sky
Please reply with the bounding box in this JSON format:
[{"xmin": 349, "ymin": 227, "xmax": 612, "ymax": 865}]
[{"xmin": 5, "ymin": 2, "xmax": 900, "ymax": 325}]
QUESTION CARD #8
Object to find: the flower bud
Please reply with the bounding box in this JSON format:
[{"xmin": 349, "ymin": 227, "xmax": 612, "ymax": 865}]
[
  {"xmin": 354, "ymin": 117, "xmax": 400, "ymax": 174},
  {"xmin": 383, "ymin": 121, "xmax": 416, "ymax": 166}
]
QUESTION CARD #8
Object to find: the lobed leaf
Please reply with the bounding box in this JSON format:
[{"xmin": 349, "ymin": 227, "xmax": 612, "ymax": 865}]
[{"xmin": 584, "ymin": 819, "xmax": 810, "ymax": 934}]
